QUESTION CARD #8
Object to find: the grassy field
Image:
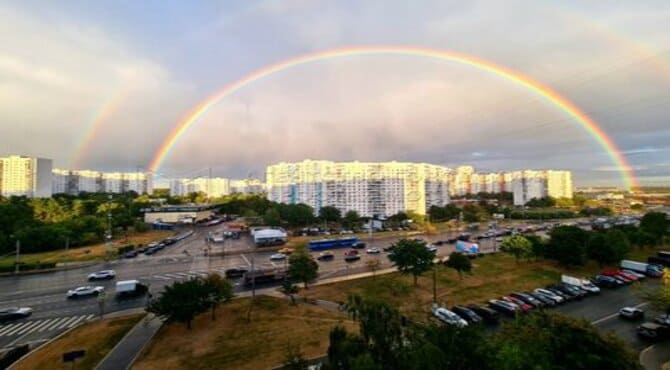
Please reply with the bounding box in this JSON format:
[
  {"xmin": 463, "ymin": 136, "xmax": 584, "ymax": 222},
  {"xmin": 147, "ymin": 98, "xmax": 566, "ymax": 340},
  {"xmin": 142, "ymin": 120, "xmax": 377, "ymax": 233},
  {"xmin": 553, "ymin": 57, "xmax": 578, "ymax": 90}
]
[
  {"xmin": 0, "ymin": 230, "xmax": 172, "ymax": 270},
  {"xmin": 14, "ymin": 314, "xmax": 143, "ymax": 370},
  {"xmin": 303, "ymin": 245, "xmax": 666, "ymax": 321},
  {"xmin": 133, "ymin": 296, "xmax": 357, "ymax": 370}
]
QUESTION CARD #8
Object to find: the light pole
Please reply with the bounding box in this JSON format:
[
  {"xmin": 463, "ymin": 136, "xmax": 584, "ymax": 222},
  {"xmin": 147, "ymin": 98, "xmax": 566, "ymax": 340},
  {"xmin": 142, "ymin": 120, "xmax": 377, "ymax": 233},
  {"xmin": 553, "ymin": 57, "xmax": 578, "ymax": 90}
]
[{"xmin": 14, "ymin": 239, "xmax": 20, "ymax": 274}]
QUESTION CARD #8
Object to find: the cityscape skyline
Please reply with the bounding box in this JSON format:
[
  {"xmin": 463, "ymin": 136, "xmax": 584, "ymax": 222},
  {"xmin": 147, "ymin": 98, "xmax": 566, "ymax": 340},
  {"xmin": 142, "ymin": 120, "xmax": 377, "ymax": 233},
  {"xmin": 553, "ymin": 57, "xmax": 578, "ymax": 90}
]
[{"xmin": 1, "ymin": 2, "xmax": 669, "ymax": 187}]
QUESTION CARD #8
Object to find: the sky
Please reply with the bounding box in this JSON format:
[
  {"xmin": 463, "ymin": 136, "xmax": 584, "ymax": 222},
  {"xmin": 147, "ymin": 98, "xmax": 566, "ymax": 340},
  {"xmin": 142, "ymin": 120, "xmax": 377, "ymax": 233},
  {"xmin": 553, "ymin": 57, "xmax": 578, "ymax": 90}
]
[{"xmin": 1, "ymin": 1, "xmax": 670, "ymax": 187}]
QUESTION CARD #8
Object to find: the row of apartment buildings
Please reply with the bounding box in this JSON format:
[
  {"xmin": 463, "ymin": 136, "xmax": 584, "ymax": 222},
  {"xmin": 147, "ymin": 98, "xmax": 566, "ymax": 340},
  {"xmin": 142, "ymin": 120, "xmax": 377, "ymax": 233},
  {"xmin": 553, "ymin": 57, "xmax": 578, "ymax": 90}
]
[
  {"xmin": 266, "ymin": 160, "xmax": 573, "ymax": 217},
  {"xmin": 52, "ymin": 169, "xmax": 153, "ymax": 195},
  {"xmin": 169, "ymin": 178, "xmax": 265, "ymax": 197}
]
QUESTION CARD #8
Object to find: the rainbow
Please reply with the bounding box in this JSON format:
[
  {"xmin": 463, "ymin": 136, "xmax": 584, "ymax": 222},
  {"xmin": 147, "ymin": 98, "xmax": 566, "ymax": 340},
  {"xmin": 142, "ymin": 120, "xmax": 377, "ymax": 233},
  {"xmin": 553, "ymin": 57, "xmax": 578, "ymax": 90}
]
[
  {"xmin": 71, "ymin": 89, "xmax": 128, "ymax": 168},
  {"xmin": 149, "ymin": 46, "xmax": 639, "ymax": 188}
]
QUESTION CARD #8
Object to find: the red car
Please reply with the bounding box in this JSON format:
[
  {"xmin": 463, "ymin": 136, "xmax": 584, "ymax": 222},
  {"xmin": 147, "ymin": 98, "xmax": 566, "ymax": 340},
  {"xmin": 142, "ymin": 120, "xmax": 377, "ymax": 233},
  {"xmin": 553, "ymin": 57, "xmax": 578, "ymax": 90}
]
[
  {"xmin": 602, "ymin": 270, "xmax": 637, "ymax": 282},
  {"xmin": 344, "ymin": 250, "xmax": 359, "ymax": 256},
  {"xmin": 502, "ymin": 296, "xmax": 532, "ymax": 311}
]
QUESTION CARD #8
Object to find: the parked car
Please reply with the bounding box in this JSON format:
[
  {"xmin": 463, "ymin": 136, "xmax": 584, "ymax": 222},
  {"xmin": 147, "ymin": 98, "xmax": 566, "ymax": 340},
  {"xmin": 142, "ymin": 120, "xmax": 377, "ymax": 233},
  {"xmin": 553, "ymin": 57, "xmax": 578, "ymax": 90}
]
[
  {"xmin": 533, "ymin": 288, "xmax": 565, "ymax": 304},
  {"xmin": 510, "ymin": 292, "xmax": 544, "ymax": 308},
  {"xmin": 560, "ymin": 283, "xmax": 589, "ymax": 298},
  {"xmin": 225, "ymin": 267, "xmax": 249, "ymax": 278},
  {"xmin": 433, "ymin": 307, "xmax": 468, "ymax": 327},
  {"xmin": 278, "ymin": 248, "xmax": 294, "ymax": 255},
  {"xmin": 528, "ymin": 292, "xmax": 556, "ymax": 307},
  {"xmin": 451, "ymin": 306, "xmax": 483, "ymax": 324},
  {"xmin": 501, "ymin": 296, "xmax": 532, "ymax": 311},
  {"xmin": 0, "ymin": 307, "xmax": 33, "ymax": 322},
  {"xmin": 591, "ymin": 275, "xmax": 621, "ymax": 288},
  {"xmin": 621, "ymin": 269, "xmax": 646, "ymax": 280},
  {"xmin": 366, "ymin": 247, "xmax": 381, "ymax": 254},
  {"xmin": 619, "ymin": 307, "xmax": 644, "ymax": 320},
  {"xmin": 603, "ymin": 270, "xmax": 636, "ymax": 282},
  {"xmin": 317, "ymin": 252, "xmax": 335, "ymax": 261},
  {"xmin": 67, "ymin": 286, "xmax": 104, "ymax": 299},
  {"xmin": 549, "ymin": 284, "xmax": 583, "ymax": 300},
  {"xmin": 637, "ymin": 322, "xmax": 670, "ymax": 340},
  {"xmin": 488, "ymin": 299, "xmax": 518, "ymax": 316},
  {"xmin": 88, "ymin": 270, "xmax": 116, "ymax": 281},
  {"xmin": 124, "ymin": 250, "xmax": 138, "ymax": 258},
  {"xmin": 344, "ymin": 250, "xmax": 359, "ymax": 256},
  {"xmin": 382, "ymin": 245, "xmax": 395, "ymax": 252},
  {"xmin": 654, "ymin": 314, "xmax": 670, "ymax": 327},
  {"xmin": 426, "ymin": 244, "xmax": 438, "ymax": 252},
  {"xmin": 466, "ymin": 304, "xmax": 500, "ymax": 324},
  {"xmin": 270, "ymin": 253, "xmax": 287, "ymax": 261}
]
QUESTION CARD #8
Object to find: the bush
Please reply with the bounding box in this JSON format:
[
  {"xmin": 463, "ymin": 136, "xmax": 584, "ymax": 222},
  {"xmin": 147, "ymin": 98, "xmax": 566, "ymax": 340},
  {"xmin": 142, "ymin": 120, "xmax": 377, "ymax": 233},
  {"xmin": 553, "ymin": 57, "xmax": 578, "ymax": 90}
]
[
  {"xmin": 0, "ymin": 262, "xmax": 57, "ymax": 273},
  {"xmin": 118, "ymin": 244, "xmax": 135, "ymax": 254}
]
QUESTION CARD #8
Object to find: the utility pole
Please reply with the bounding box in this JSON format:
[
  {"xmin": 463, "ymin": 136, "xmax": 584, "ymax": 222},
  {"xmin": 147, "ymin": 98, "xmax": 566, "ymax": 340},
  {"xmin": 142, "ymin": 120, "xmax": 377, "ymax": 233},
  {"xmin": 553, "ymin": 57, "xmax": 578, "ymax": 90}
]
[
  {"xmin": 14, "ymin": 240, "xmax": 20, "ymax": 274},
  {"xmin": 106, "ymin": 194, "xmax": 113, "ymax": 257},
  {"xmin": 432, "ymin": 264, "xmax": 437, "ymax": 304}
]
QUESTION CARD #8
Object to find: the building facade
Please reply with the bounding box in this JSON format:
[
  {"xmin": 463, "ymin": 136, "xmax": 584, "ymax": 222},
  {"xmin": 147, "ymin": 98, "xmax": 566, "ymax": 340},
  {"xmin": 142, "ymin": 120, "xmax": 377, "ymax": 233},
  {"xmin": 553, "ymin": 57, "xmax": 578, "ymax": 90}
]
[
  {"xmin": 511, "ymin": 170, "xmax": 573, "ymax": 205},
  {"xmin": 52, "ymin": 169, "xmax": 152, "ymax": 195},
  {"xmin": 266, "ymin": 160, "xmax": 452, "ymax": 217},
  {"xmin": 0, "ymin": 155, "xmax": 53, "ymax": 198},
  {"xmin": 169, "ymin": 177, "xmax": 264, "ymax": 197}
]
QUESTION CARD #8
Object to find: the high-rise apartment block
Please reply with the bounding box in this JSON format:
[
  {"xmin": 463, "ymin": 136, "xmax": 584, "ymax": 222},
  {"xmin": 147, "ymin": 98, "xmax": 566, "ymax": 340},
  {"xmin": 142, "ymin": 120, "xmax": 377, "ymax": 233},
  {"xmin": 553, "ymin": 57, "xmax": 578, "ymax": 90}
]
[
  {"xmin": 266, "ymin": 160, "xmax": 451, "ymax": 217},
  {"xmin": 52, "ymin": 169, "xmax": 152, "ymax": 195},
  {"xmin": 0, "ymin": 155, "xmax": 53, "ymax": 198},
  {"xmin": 169, "ymin": 178, "xmax": 264, "ymax": 197},
  {"xmin": 511, "ymin": 170, "xmax": 573, "ymax": 205}
]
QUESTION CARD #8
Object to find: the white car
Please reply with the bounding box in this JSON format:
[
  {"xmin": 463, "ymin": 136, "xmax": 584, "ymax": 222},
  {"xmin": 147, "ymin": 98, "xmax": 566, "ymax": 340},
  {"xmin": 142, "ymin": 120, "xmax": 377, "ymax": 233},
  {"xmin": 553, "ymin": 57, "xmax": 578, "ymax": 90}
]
[
  {"xmin": 433, "ymin": 307, "xmax": 468, "ymax": 327},
  {"xmin": 67, "ymin": 286, "xmax": 104, "ymax": 298},
  {"xmin": 270, "ymin": 253, "xmax": 287, "ymax": 261},
  {"xmin": 621, "ymin": 269, "xmax": 646, "ymax": 279},
  {"xmin": 87, "ymin": 270, "xmax": 116, "ymax": 281},
  {"xmin": 533, "ymin": 288, "xmax": 565, "ymax": 304},
  {"xmin": 426, "ymin": 244, "xmax": 438, "ymax": 252},
  {"xmin": 366, "ymin": 247, "xmax": 381, "ymax": 254},
  {"xmin": 619, "ymin": 307, "xmax": 644, "ymax": 320}
]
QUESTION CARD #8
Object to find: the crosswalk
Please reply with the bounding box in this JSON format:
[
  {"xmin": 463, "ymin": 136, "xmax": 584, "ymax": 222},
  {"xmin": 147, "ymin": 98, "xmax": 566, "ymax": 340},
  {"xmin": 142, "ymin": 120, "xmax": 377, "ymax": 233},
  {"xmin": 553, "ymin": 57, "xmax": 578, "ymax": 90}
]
[
  {"xmin": 142, "ymin": 269, "xmax": 229, "ymax": 282},
  {"xmin": 0, "ymin": 314, "xmax": 95, "ymax": 337}
]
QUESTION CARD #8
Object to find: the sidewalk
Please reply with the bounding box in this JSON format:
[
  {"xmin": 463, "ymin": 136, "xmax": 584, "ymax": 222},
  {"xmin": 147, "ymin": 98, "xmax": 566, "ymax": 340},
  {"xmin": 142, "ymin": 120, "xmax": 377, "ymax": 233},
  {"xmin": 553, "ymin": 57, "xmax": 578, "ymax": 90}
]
[
  {"xmin": 95, "ymin": 314, "xmax": 162, "ymax": 370},
  {"xmin": 640, "ymin": 341, "xmax": 670, "ymax": 370}
]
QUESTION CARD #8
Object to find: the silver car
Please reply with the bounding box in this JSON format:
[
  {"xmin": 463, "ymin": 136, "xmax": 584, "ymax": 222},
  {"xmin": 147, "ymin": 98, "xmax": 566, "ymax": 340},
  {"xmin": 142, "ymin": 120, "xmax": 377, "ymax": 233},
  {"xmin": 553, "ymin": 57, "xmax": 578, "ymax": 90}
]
[{"xmin": 67, "ymin": 286, "xmax": 104, "ymax": 298}]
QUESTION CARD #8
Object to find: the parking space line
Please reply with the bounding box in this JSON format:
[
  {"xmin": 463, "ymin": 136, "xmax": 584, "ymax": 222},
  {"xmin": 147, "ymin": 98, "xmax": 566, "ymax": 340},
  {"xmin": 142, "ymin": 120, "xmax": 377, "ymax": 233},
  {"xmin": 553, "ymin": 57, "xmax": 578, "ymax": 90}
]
[
  {"xmin": 152, "ymin": 275, "xmax": 171, "ymax": 280},
  {"xmin": 15, "ymin": 320, "xmax": 42, "ymax": 335}
]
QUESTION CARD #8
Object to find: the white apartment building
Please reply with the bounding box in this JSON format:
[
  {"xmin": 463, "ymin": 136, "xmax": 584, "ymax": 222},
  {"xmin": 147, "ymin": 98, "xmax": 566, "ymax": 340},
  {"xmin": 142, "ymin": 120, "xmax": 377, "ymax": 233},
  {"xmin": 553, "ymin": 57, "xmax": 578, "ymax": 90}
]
[
  {"xmin": 0, "ymin": 155, "xmax": 53, "ymax": 198},
  {"xmin": 53, "ymin": 169, "xmax": 152, "ymax": 195},
  {"xmin": 169, "ymin": 178, "xmax": 264, "ymax": 197},
  {"xmin": 450, "ymin": 166, "xmax": 474, "ymax": 196},
  {"xmin": 266, "ymin": 160, "xmax": 451, "ymax": 217},
  {"xmin": 511, "ymin": 170, "xmax": 573, "ymax": 205}
]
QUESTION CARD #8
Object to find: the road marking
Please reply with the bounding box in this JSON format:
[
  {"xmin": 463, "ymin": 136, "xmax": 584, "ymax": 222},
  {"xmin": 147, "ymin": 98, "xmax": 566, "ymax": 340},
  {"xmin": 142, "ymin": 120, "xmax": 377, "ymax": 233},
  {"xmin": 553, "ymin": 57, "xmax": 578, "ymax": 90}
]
[
  {"xmin": 163, "ymin": 274, "xmax": 182, "ymax": 279},
  {"xmin": 56, "ymin": 316, "xmax": 79, "ymax": 330},
  {"xmin": 591, "ymin": 302, "xmax": 649, "ymax": 325},
  {"xmin": 240, "ymin": 254, "xmax": 250, "ymax": 266},
  {"xmin": 37, "ymin": 319, "xmax": 60, "ymax": 332},
  {"xmin": 4, "ymin": 322, "xmax": 31, "ymax": 336},
  {"xmin": 85, "ymin": 314, "xmax": 95, "ymax": 321},
  {"xmin": 15, "ymin": 320, "xmax": 42, "ymax": 335},
  {"xmin": 0, "ymin": 323, "xmax": 22, "ymax": 336},
  {"xmin": 152, "ymin": 275, "xmax": 171, "ymax": 280},
  {"xmin": 68, "ymin": 315, "xmax": 87, "ymax": 328},
  {"xmin": 176, "ymin": 272, "xmax": 191, "ymax": 277},
  {"xmin": 31, "ymin": 319, "xmax": 53, "ymax": 333},
  {"xmin": 44, "ymin": 317, "xmax": 69, "ymax": 331}
]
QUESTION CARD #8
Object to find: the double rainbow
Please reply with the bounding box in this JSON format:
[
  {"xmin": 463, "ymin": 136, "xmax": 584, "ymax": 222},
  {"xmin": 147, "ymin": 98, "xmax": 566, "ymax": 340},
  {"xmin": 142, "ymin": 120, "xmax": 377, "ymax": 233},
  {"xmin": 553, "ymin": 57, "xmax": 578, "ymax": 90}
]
[{"xmin": 148, "ymin": 46, "xmax": 638, "ymax": 188}]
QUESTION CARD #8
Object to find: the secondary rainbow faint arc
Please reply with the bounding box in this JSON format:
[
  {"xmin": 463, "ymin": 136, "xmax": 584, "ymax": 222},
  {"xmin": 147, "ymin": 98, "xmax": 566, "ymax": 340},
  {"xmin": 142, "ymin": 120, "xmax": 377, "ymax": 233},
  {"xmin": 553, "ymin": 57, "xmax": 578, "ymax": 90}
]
[{"xmin": 149, "ymin": 46, "xmax": 639, "ymax": 189}]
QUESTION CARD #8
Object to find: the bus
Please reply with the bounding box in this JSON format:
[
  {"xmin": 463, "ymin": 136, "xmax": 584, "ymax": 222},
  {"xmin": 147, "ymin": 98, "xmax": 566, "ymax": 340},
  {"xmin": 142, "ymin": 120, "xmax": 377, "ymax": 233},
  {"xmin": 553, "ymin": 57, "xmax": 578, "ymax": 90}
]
[{"xmin": 309, "ymin": 237, "xmax": 360, "ymax": 251}]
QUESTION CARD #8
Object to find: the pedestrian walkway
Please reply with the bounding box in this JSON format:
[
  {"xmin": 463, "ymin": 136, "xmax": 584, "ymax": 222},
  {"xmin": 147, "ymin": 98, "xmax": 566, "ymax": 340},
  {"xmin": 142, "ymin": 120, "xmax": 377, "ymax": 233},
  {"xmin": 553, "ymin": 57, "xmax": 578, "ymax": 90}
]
[
  {"xmin": 96, "ymin": 314, "xmax": 163, "ymax": 370},
  {"xmin": 139, "ymin": 268, "xmax": 228, "ymax": 282},
  {"xmin": 0, "ymin": 314, "xmax": 95, "ymax": 337},
  {"xmin": 640, "ymin": 341, "xmax": 670, "ymax": 370}
]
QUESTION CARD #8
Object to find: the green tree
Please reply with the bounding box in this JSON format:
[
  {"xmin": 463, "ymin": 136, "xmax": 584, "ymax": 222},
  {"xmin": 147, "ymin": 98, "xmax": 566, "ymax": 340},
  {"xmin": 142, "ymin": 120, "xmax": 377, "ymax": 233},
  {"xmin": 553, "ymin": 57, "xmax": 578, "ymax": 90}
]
[
  {"xmin": 280, "ymin": 280, "xmax": 299, "ymax": 305},
  {"xmin": 492, "ymin": 311, "xmax": 642, "ymax": 370},
  {"xmin": 279, "ymin": 203, "xmax": 315, "ymax": 227},
  {"xmin": 388, "ymin": 239, "xmax": 435, "ymax": 286},
  {"xmin": 640, "ymin": 212, "xmax": 668, "ymax": 244},
  {"xmin": 525, "ymin": 234, "xmax": 546, "ymax": 259},
  {"xmin": 288, "ymin": 248, "xmax": 319, "ymax": 289},
  {"xmin": 319, "ymin": 206, "xmax": 342, "ymax": 223},
  {"xmin": 587, "ymin": 233, "xmax": 611, "ymax": 267},
  {"xmin": 147, "ymin": 278, "xmax": 210, "ymax": 329},
  {"xmin": 428, "ymin": 204, "xmax": 461, "ymax": 222},
  {"xmin": 444, "ymin": 252, "xmax": 472, "ymax": 279},
  {"xmin": 525, "ymin": 196, "xmax": 556, "ymax": 208},
  {"xmin": 546, "ymin": 226, "xmax": 590, "ymax": 266},
  {"xmin": 462, "ymin": 204, "xmax": 481, "ymax": 223},
  {"xmin": 263, "ymin": 207, "xmax": 281, "ymax": 226},
  {"xmin": 500, "ymin": 235, "xmax": 532, "ymax": 263},
  {"xmin": 202, "ymin": 273, "xmax": 234, "ymax": 320},
  {"xmin": 343, "ymin": 210, "xmax": 362, "ymax": 229}
]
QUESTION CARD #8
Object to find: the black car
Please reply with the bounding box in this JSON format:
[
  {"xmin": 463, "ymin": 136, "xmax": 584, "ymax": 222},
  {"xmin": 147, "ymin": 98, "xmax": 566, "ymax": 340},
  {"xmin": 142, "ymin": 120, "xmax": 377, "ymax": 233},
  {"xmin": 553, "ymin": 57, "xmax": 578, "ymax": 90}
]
[
  {"xmin": 446, "ymin": 237, "xmax": 458, "ymax": 244},
  {"xmin": 546, "ymin": 287, "xmax": 574, "ymax": 301},
  {"xmin": 144, "ymin": 247, "xmax": 158, "ymax": 255},
  {"xmin": 549, "ymin": 285, "xmax": 581, "ymax": 300},
  {"xmin": 225, "ymin": 268, "xmax": 249, "ymax": 279},
  {"xmin": 591, "ymin": 275, "xmax": 621, "ymax": 288},
  {"xmin": 510, "ymin": 292, "xmax": 544, "ymax": 308},
  {"xmin": 610, "ymin": 274, "xmax": 632, "ymax": 285},
  {"xmin": 124, "ymin": 250, "xmax": 138, "ymax": 258},
  {"xmin": 163, "ymin": 238, "xmax": 177, "ymax": 246},
  {"xmin": 382, "ymin": 245, "xmax": 395, "ymax": 252},
  {"xmin": 0, "ymin": 307, "xmax": 32, "ymax": 322},
  {"xmin": 434, "ymin": 240, "xmax": 444, "ymax": 246},
  {"xmin": 344, "ymin": 254, "xmax": 361, "ymax": 262},
  {"xmin": 317, "ymin": 252, "xmax": 335, "ymax": 261},
  {"xmin": 637, "ymin": 322, "xmax": 670, "ymax": 340},
  {"xmin": 467, "ymin": 304, "xmax": 500, "ymax": 324},
  {"xmin": 457, "ymin": 233, "xmax": 471, "ymax": 241},
  {"xmin": 351, "ymin": 242, "xmax": 366, "ymax": 250},
  {"xmin": 488, "ymin": 300, "xmax": 517, "ymax": 316},
  {"xmin": 528, "ymin": 292, "xmax": 556, "ymax": 307},
  {"xmin": 451, "ymin": 306, "xmax": 483, "ymax": 324}
]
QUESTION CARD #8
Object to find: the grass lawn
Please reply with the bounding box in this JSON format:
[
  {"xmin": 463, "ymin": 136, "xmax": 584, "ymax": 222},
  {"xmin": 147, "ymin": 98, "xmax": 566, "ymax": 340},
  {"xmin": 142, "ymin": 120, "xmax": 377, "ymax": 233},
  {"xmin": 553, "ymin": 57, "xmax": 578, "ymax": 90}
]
[
  {"xmin": 133, "ymin": 296, "xmax": 357, "ymax": 370},
  {"xmin": 13, "ymin": 314, "xmax": 143, "ymax": 370},
  {"xmin": 0, "ymin": 230, "xmax": 172, "ymax": 270},
  {"xmin": 302, "ymin": 245, "xmax": 667, "ymax": 321}
]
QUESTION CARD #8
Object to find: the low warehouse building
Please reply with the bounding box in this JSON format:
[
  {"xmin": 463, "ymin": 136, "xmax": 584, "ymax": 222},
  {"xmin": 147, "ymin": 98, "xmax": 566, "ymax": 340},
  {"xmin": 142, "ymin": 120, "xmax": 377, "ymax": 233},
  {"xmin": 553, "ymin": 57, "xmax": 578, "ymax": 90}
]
[{"xmin": 252, "ymin": 228, "xmax": 287, "ymax": 246}]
